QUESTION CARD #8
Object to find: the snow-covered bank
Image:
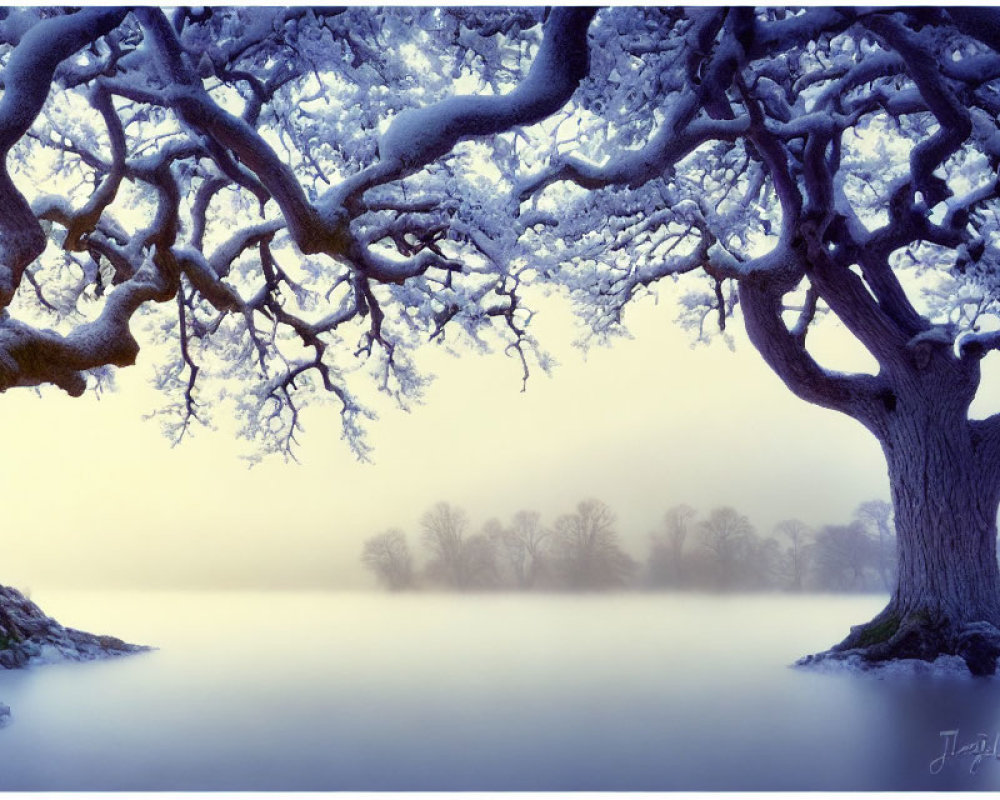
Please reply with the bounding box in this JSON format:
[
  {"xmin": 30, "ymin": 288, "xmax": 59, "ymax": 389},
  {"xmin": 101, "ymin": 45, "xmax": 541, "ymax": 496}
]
[
  {"xmin": 0, "ymin": 584, "xmax": 150, "ymax": 725},
  {"xmin": 794, "ymin": 651, "xmax": 977, "ymax": 678}
]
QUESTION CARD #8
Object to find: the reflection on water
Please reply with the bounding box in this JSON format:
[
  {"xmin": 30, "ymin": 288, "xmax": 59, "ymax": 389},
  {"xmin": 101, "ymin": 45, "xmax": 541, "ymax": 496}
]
[{"xmin": 0, "ymin": 590, "xmax": 999, "ymax": 790}]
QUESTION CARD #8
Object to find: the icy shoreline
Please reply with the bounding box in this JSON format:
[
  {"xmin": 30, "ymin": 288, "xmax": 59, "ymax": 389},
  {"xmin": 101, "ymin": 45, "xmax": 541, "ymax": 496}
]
[{"xmin": 794, "ymin": 652, "xmax": 980, "ymax": 678}]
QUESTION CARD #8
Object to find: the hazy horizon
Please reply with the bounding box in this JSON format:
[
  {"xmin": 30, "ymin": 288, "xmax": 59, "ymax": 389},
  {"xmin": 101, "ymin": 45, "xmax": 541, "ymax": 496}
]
[{"xmin": 6, "ymin": 291, "xmax": 993, "ymax": 593}]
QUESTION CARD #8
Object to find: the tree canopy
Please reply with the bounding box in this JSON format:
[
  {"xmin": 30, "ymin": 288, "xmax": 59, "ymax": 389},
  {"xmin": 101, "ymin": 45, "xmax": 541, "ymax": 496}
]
[
  {"xmin": 2, "ymin": 7, "xmax": 999, "ymax": 450},
  {"xmin": 0, "ymin": 7, "xmax": 598, "ymax": 460}
]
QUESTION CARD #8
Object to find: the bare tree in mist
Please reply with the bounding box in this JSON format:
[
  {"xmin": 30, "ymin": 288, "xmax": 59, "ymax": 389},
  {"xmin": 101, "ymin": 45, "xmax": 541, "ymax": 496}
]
[
  {"xmin": 487, "ymin": 511, "xmax": 551, "ymax": 589},
  {"xmin": 552, "ymin": 499, "xmax": 636, "ymax": 590},
  {"xmin": 421, "ymin": 503, "xmax": 469, "ymax": 589},
  {"xmin": 647, "ymin": 504, "xmax": 695, "ymax": 588},
  {"xmin": 640, "ymin": 499, "xmax": 896, "ymax": 594},
  {"xmin": 775, "ymin": 519, "xmax": 814, "ymax": 592},
  {"xmin": 697, "ymin": 507, "xmax": 756, "ymax": 590},
  {"xmin": 421, "ymin": 503, "xmax": 498, "ymax": 590},
  {"xmin": 361, "ymin": 530, "xmax": 414, "ymax": 591},
  {"xmin": 747, "ymin": 535, "xmax": 783, "ymax": 589},
  {"xmin": 813, "ymin": 523, "xmax": 880, "ymax": 592},
  {"xmin": 855, "ymin": 500, "xmax": 898, "ymax": 593},
  {"xmin": 463, "ymin": 532, "xmax": 501, "ymax": 589},
  {"xmin": 690, "ymin": 507, "xmax": 783, "ymax": 590}
]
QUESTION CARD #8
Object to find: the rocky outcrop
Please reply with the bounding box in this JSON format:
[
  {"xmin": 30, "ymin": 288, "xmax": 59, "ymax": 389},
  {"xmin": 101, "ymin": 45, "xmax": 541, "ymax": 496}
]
[
  {"xmin": 0, "ymin": 584, "xmax": 149, "ymax": 724},
  {"xmin": 0, "ymin": 584, "xmax": 148, "ymax": 668}
]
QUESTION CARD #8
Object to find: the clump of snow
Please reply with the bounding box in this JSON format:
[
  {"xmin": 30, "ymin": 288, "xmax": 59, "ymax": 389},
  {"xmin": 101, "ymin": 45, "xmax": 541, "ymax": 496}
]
[
  {"xmin": 0, "ymin": 702, "xmax": 9, "ymax": 727},
  {"xmin": 29, "ymin": 643, "xmax": 68, "ymax": 666}
]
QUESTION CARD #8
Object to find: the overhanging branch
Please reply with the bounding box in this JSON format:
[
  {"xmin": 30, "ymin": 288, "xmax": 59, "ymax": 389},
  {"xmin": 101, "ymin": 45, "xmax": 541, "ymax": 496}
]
[{"xmin": 740, "ymin": 278, "xmax": 883, "ymax": 427}]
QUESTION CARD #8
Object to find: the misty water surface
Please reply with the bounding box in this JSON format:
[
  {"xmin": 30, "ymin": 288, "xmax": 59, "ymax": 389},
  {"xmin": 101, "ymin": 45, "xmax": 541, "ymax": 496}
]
[{"xmin": 0, "ymin": 590, "xmax": 999, "ymax": 791}]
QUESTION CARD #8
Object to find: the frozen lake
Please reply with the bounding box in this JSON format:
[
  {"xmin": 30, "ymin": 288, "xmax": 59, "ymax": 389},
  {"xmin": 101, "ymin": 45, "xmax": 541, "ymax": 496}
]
[{"xmin": 1, "ymin": 590, "xmax": 1000, "ymax": 791}]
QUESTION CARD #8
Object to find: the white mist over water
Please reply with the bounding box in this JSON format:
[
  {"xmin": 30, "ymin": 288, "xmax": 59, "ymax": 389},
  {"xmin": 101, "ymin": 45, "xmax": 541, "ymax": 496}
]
[{"xmin": 0, "ymin": 590, "xmax": 998, "ymax": 791}]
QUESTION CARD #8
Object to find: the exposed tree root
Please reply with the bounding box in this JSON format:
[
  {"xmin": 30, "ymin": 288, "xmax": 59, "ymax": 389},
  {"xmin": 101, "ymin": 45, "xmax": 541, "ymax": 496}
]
[{"xmin": 796, "ymin": 606, "xmax": 1000, "ymax": 677}]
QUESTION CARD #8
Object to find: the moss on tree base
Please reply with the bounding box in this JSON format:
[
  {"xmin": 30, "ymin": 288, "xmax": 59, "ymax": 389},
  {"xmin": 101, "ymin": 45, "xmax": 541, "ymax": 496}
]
[{"xmin": 797, "ymin": 608, "xmax": 1000, "ymax": 677}]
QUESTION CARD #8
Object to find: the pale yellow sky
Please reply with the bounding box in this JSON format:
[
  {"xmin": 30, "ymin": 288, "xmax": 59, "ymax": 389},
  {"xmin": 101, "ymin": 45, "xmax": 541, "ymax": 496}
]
[{"xmin": 0, "ymin": 288, "xmax": 953, "ymax": 591}]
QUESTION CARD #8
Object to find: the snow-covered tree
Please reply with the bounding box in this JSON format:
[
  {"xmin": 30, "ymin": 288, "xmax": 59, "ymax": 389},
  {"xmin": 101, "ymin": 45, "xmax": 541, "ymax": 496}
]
[
  {"xmin": 514, "ymin": 6, "xmax": 1000, "ymax": 673},
  {"xmin": 5, "ymin": 7, "xmax": 1000, "ymax": 672},
  {"xmin": 0, "ymin": 7, "xmax": 594, "ymax": 460}
]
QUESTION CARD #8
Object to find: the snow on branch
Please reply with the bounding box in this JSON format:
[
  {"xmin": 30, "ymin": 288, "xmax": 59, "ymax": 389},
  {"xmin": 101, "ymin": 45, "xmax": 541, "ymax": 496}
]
[
  {"xmin": 138, "ymin": 10, "xmax": 331, "ymax": 256},
  {"xmin": 864, "ymin": 14, "xmax": 972, "ymax": 208},
  {"xmin": 325, "ymin": 7, "xmax": 597, "ymax": 214},
  {"xmin": 0, "ymin": 8, "xmax": 129, "ymax": 308},
  {"xmin": 515, "ymin": 112, "xmax": 750, "ymax": 199},
  {"xmin": 0, "ymin": 252, "xmax": 174, "ymax": 395},
  {"xmin": 378, "ymin": 9, "xmax": 595, "ymax": 170},
  {"xmin": 957, "ymin": 329, "xmax": 1000, "ymax": 359},
  {"xmin": 6, "ymin": 6, "xmax": 1000, "ymax": 459}
]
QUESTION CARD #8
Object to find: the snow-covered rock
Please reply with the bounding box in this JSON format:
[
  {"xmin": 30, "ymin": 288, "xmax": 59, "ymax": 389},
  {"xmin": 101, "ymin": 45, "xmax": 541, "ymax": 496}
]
[
  {"xmin": 32, "ymin": 643, "xmax": 66, "ymax": 666},
  {"xmin": 0, "ymin": 583, "xmax": 150, "ymax": 726},
  {"xmin": 0, "ymin": 584, "xmax": 148, "ymax": 668}
]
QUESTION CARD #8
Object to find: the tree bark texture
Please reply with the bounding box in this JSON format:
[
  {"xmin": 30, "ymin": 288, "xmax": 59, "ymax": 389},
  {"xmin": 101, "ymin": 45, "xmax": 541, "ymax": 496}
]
[{"xmin": 881, "ymin": 382, "xmax": 1000, "ymax": 623}]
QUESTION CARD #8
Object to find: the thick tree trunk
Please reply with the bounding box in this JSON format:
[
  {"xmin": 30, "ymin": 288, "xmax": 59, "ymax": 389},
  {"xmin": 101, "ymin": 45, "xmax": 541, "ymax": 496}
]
[
  {"xmin": 887, "ymin": 420, "xmax": 1000, "ymax": 625},
  {"xmin": 800, "ymin": 376, "xmax": 1000, "ymax": 675},
  {"xmin": 738, "ymin": 279, "xmax": 1000, "ymax": 674}
]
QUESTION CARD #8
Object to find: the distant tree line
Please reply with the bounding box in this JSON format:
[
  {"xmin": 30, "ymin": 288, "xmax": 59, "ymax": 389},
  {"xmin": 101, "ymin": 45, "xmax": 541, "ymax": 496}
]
[
  {"xmin": 362, "ymin": 499, "xmax": 636, "ymax": 591},
  {"xmin": 360, "ymin": 498, "xmax": 898, "ymax": 594},
  {"xmin": 646, "ymin": 500, "xmax": 897, "ymax": 593}
]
